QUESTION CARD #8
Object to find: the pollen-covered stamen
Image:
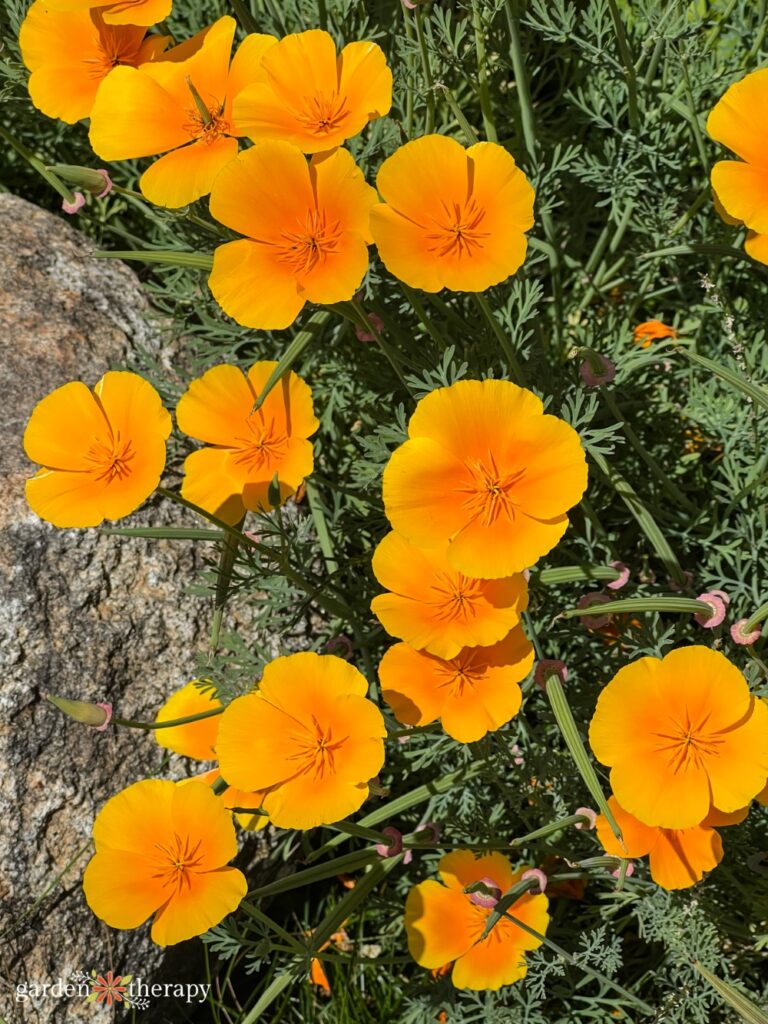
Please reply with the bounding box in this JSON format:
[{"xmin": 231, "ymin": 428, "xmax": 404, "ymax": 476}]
[
  {"xmin": 84, "ymin": 24, "xmax": 146, "ymax": 78},
  {"xmin": 297, "ymin": 92, "xmax": 350, "ymax": 135},
  {"xmin": 84, "ymin": 432, "xmax": 135, "ymax": 483},
  {"xmin": 426, "ymin": 198, "xmax": 491, "ymax": 258},
  {"xmin": 276, "ymin": 209, "xmax": 343, "ymax": 274},
  {"xmin": 428, "ymin": 571, "xmax": 485, "ymax": 622},
  {"xmin": 459, "ymin": 455, "xmax": 526, "ymax": 527},
  {"xmin": 288, "ymin": 715, "xmax": 349, "ymax": 779},
  {"xmin": 183, "ymin": 76, "xmax": 230, "ymax": 142},
  {"xmin": 653, "ymin": 711, "xmax": 725, "ymax": 773},
  {"xmin": 151, "ymin": 832, "xmax": 206, "ymax": 892},
  {"xmin": 437, "ymin": 649, "xmax": 485, "ymax": 697},
  {"xmin": 232, "ymin": 414, "xmax": 289, "ymax": 471}
]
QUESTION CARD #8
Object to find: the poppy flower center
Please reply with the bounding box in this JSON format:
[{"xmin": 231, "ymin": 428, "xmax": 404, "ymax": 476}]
[
  {"xmin": 460, "ymin": 457, "xmax": 526, "ymax": 527},
  {"xmin": 85, "ymin": 433, "xmax": 135, "ymax": 483},
  {"xmin": 654, "ymin": 715, "xmax": 724, "ymax": 772},
  {"xmin": 440, "ymin": 650, "xmax": 485, "ymax": 696},
  {"xmin": 426, "ymin": 198, "xmax": 490, "ymax": 259},
  {"xmin": 276, "ymin": 209, "xmax": 342, "ymax": 274},
  {"xmin": 87, "ymin": 25, "xmax": 145, "ymax": 78},
  {"xmin": 184, "ymin": 77, "xmax": 230, "ymax": 142},
  {"xmin": 429, "ymin": 571, "xmax": 484, "ymax": 622},
  {"xmin": 231, "ymin": 415, "xmax": 289, "ymax": 471},
  {"xmin": 288, "ymin": 715, "xmax": 348, "ymax": 779},
  {"xmin": 152, "ymin": 832, "xmax": 205, "ymax": 892},
  {"xmin": 298, "ymin": 92, "xmax": 350, "ymax": 135}
]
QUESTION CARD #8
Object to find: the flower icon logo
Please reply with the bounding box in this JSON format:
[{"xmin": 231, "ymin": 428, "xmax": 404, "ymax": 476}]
[{"xmin": 86, "ymin": 971, "xmax": 132, "ymax": 1007}]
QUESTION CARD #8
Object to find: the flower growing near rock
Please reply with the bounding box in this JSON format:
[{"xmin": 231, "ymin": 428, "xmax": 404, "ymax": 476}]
[
  {"xmin": 233, "ymin": 29, "xmax": 392, "ymax": 153},
  {"xmin": 589, "ymin": 646, "xmax": 768, "ymax": 828},
  {"xmin": 379, "ymin": 626, "xmax": 533, "ymax": 743},
  {"xmin": 207, "ymin": 142, "xmax": 378, "ymax": 329},
  {"xmin": 370, "ymin": 135, "xmax": 534, "ymax": 292},
  {"xmin": 405, "ymin": 851, "xmax": 549, "ymax": 990},
  {"xmin": 382, "ymin": 379, "xmax": 588, "ymax": 578},
  {"xmin": 24, "ymin": 370, "xmax": 171, "ymax": 528},
  {"xmin": 89, "ymin": 17, "xmax": 276, "ymax": 207},
  {"xmin": 175, "ymin": 361, "xmax": 318, "ymax": 524},
  {"xmin": 83, "ymin": 779, "xmax": 247, "ymax": 945},
  {"xmin": 371, "ymin": 532, "xmax": 529, "ymax": 658},
  {"xmin": 19, "ymin": 2, "xmax": 169, "ymax": 124},
  {"xmin": 215, "ymin": 653, "xmax": 386, "ymax": 829},
  {"xmin": 42, "ymin": 0, "xmax": 171, "ymax": 27},
  {"xmin": 154, "ymin": 681, "xmax": 221, "ymax": 760}
]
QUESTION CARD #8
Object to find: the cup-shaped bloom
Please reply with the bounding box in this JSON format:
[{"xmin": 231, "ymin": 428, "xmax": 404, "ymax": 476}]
[
  {"xmin": 42, "ymin": 0, "xmax": 171, "ymax": 26},
  {"xmin": 19, "ymin": 2, "xmax": 169, "ymax": 123},
  {"xmin": 154, "ymin": 681, "xmax": 221, "ymax": 760},
  {"xmin": 379, "ymin": 626, "xmax": 533, "ymax": 743},
  {"xmin": 595, "ymin": 796, "xmax": 747, "ymax": 890},
  {"xmin": 369, "ymin": 135, "xmax": 534, "ymax": 293},
  {"xmin": 405, "ymin": 851, "xmax": 549, "ymax": 990},
  {"xmin": 175, "ymin": 361, "xmax": 318, "ymax": 525},
  {"xmin": 207, "ymin": 142, "xmax": 378, "ymax": 329},
  {"xmin": 371, "ymin": 532, "xmax": 528, "ymax": 659},
  {"xmin": 83, "ymin": 779, "xmax": 247, "ymax": 946},
  {"xmin": 382, "ymin": 379, "xmax": 588, "ymax": 579},
  {"xmin": 232, "ymin": 29, "xmax": 392, "ymax": 153},
  {"xmin": 23, "ymin": 370, "xmax": 171, "ymax": 528},
  {"xmin": 89, "ymin": 17, "xmax": 277, "ymax": 207},
  {"xmin": 707, "ymin": 69, "xmax": 768, "ymax": 264},
  {"xmin": 589, "ymin": 646, "xmax": 768, "ymax": 829},
  {"xmin": 215, "ymin": 653, "xmax": 386, "ymax": 829}
]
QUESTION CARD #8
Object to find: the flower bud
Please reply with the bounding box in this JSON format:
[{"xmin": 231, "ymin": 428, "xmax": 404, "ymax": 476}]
[
  {"xmin": 47, "ymin": 695, "xmax": 112, "ymax": 730},
  {"xmin": 694, "ymin": 592, "xmax": 727, "ymax": 628},
  {"xmin": 375, "ymin": 826, "xmax": 403, "ymax": 858},
  {"xmin": 49, "ymin": 164, "xmax": 113, "ymax": 198},
  {"xmin": 534, "ymin": 659, "xmax": 568, "ymax": 691},
  {"xmin": 579, "ymin": 351, "xmax": 616, "ymax": 387}
]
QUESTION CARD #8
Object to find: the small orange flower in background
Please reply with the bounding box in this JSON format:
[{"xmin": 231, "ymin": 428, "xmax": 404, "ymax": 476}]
[
  {"xmin": 405, "ymin": 851, "xmax": 549, "ymax": 990},
  {"xmin": 89, "ymin": 17, "xmax": 276, "ymax": 207},
  {"xmin": 233, "ymin": 28, "xmax": 392, "ymax": 153},
  {"xmin": 42, "ymin": 0, "xmax": 171, "ymax": 27},
  {"xmin": 632, "ymin": 320, "xmax": 677, "ymax": 348},
  {"xmin": 595, "ymin": 796, "xmax": 748, "ymax": 890},
  {"xmin": 24, "ymin": 370, "xmax": 171, "ymax": 528},
  {"xmin": 370, "ymin": 135, "xmax": 534, "ymax": 293},
  {"xmin": 83, "ymin": 779, "xmax": 247, "ymax": 946},
  {"xmin": 208, "ymin": 142, "xmax": 378, "ymax": 329},
  {"xmin": 371, "ymin": 532, "xmax": 528, "ymax": 658},
  {"xmin": 382, "ymin": 379, "xmax": 588, "ymax": 579},
  {"xmin": 216, "ymin": 653, "xmax": 386, "ymax": 829},
  {"xmin": 19, "ymin": 2, "xmax": 169, "ymax": 124},
  {"xmin": 589, "ymin": 646, "xmax": 768, "ymax": 829},
  {"xmin": 154, "ymin": 681, "xmax": 221, "ymax": 760},
  {"xmin": 379, "ymin": 626, "xmax": 533, "ymax": 743},
  {"xmin": 707, "ymin": 68, "xmax": 768, "ymax": 265},
  {"xmin": 175, "ymin": 361, "xmax": 318, "ymax": 525}
]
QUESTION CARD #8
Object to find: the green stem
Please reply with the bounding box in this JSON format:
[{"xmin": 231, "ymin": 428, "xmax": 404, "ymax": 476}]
[
  {"xmin": 745, "ymin": 602, "xmax": 768, "ymax": 634},
  {"xmin": 210, "ymin": 520, "xmax": 243, "ymax": 656},
  {"xmin": 438, "ymin": 85, "xmax": 479, "ymax": 146},
  {"xmin": 509, "ymin": 813, "xmax": 592, "ymax": 846},
  {"xmin": 474, "ymin": 293, "xmax": 527, "ymax": 385},
  {"xmin": 606, "ymin": 0, "xmax": 640, "ymax": 131},
  {"xmin": 113, "ymin": 706, "xmax": 224, "ymax": 731},
  {"xmin": 503, "ymin": 0, "xmax": 536, "ymax": 158},
  {"xmin": 471, "ymin": 0, "xmax": 497, "ymax": 141},
  {"xmin": 414, "ymin": 6, "xmax": 436, "ymax": 133},
  {"xmin": 325, "ymin": 820, "xmax": 391, "ymax": 845},
  {"xmin": 397, "ymin": 282, "xmax": 446, "ymax": 349},
  {"xmin": 0, "ymin": 124, "xmax": 76, "ymax": 203},
  {"xmin": 563, "ymin": 596, "xmax": 709, "ymax": 618},
  {"xmin": 349, "ymin": 298, "xmax": 414, "ymax": 397}
]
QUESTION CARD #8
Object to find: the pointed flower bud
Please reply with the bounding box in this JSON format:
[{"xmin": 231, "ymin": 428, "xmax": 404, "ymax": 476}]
[
  {"xmin": 47, "ymin": 695, "xmax": 112, "ymax": 730},
  {"xmin": 48, "ymin": 164, "xmax": 113, "ymax": 198}
]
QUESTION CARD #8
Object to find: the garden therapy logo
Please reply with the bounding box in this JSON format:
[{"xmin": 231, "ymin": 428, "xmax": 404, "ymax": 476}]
[{"xmin": 14, "ymin": 971, "xmax": 211, "ymax": 1009}]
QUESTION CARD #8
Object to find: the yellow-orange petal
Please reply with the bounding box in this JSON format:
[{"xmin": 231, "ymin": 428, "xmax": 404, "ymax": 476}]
[
  {"xmin": 89, "ymin": 65, "xmax": 190, "ymax": 159},
  {"xmin": 706, "ymin": 68, "xmax": 768, "ymax": 167},
  {"xmin": 595, "ymin": 796, "xmax": 656, "ymax": 859},
  {"xmin": 179, "ymin": 447, "xmax": 247, "ymax": 525},
  {"xmin": 710, "ymin": 160, "xmax": 768, "ymax": 234},
  {"xmin": 43, "ymin": 0, "xmax": 170, "ymax": 26},
  {"xmin": 447, "ymin": 509, "xmax": 570, "ymax": 579},
  {"xmin": 176, "ymin": 363, "xmax": 257, "ymax": 446},
  {"xmin": 704, "ymin": 695, "xmax": 768, "ymax": 812},
  {"xmin": 150, "ymin": 866, "xmax": 247, "ymax": 946},
  {"xmin": 154, "ymin": 681, "xmax": 221, "ymax": 760},
  {"xmin": 439, "ymin": 850, "xmax": 516, "ymax": 893},
  {"xmin": 91, "ymin": 778, "xmax": 177, "ymax": 854},
  {"xmin": 451, "ymin": 893, "xmax": 549, "ymax": 990},
  {"xmin": 209, "ymin": 239, "xmax": 305, "ymax": 330},
  {"xmin": 702, "ymin": 804, "xmax": 749, "ymax": 827},
  {"xmin": 745, "ymin": 231, "xmax": 768, "ymax": 264},
  {"xmin": 647, "ymin": 826, "xmax": 723, "ymax": 890},
  {"xmin": 589, "ymin": 656, "xmax": 665, "ymax": 768},
  {"xmin": 404, "ymin": 880, "xmax": 482, "ymax": 968},
  {"xmin": 246, "ymin": 362, "xmax": 319, "ymax": 442},
  {"xmin": 139, "ymin": 136, "xmax": 239, "ymax": 208},
  {"xmin": 171, "ymin": 779, "xmax": 240, "ymax": 869},
  {"xmin": 25, "ymin": 469, "xmax": 107, "ymax": 529},
  {"xmin": 24, "ymin": 380, "xmax": 109, "ymax": 471},
  {"xmin": 83, "ymin": 848, "xmax": 167, "ymax": 929},
  {"xmin": 226, "ymin": 32, "xmax": 277, "ymax": 120},
  {"xmin": 337, "ymin": 39, "xmax": 393, "ymax": 124}
]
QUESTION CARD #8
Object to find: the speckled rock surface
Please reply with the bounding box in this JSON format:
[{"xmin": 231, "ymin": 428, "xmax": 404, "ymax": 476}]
[{"xmin": 0, "ymin": 193, "xmax": 246, "ymax": 1023}]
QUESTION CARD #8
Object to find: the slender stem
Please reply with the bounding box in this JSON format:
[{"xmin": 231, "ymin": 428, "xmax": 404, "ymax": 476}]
[
  {"xmin": 397, "ymin": 282, "xmax": 446, "ymax": 350},
  {"xmin": 438, "ymin": 85, "xmax": 479, "ymax": 146},
  {"xmin": 471, "ymin": 0, "xmax": 497, "ymax": 141},
  {"xmin": 474, "ymin": 293, "xmax": 527, "ymax": 385},
  {"xmin": 504, "ymin": 0, "xmax": 537, "ymax": 158},
  {"xmin": 509, "ymin": 813, "xmax": 591, "ymax": 847},
  {"xmin": 113, "ymin": 706, "xmax": 224, "ymax": 731},
  {"xmin": 210, "ymin": 519, "xmax": 243, "ymax": 656},
  {"xmin": 414, "ymin": 6, "xmax": 436, "ymax": 133},
  {"xmin": 349, "ymin": 297, "xmax": 414, "ymax": 397},
  {"xmin": 325, "ymin": 820, "xmax": 391, "ymax": 845},
  {"xmin": 402, "ymin": 2, "xmax": 415, "ymax": 137},
  {"xmin": 0, "ymin": 124, "xmax": 75, "ymax": 203},
  {"xmin": 606, "ymin": 0, "xmax": 640, "ymax": 131},
  {"xmin": 231, "ymin": 0, "xmax": 260, "ymax": 33}
]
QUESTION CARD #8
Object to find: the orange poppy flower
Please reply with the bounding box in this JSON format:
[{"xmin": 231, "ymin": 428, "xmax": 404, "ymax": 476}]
[
  {"xmin": 632, "ymin": 320, "xmax": 677, "ymax": 348},
  {"xmin": 379, "ymin": 626, "xmax": 533, "ymax": 743},
  {"xmin": 382, "ymin": 379, "xmax": 588, "ymax": 579},
  {"xmin": 369, "ymin": 135, "xmax": 534, "ymax": 293},
  {"xmin": 43, "ymin": 0, "xmax": 170, "ymax": 26},
  {"xmin": 24, "ymin": 370, "xmax": 171, "ymax": 528},
  {"xmin": 175, "ymin": 361, "xmax": 318, "ymax": 525},
  {"xmin": 405, "ymin": 851, "xmax": 549, "ymax": 990},
  {"xmin": 83, "ymin": 779, "xmax": 247, "ymax": 945},
  {"xmin": 19, "ymin": 2, "xmax": 169, "ymax": 124},
  {"xmin": 207, "ymin": 142, "xmax": 377, "ymax": 329},
  {"xmin": 589, "ymin": 646, "xmax": 768, "ymax": 829},
  {"xmin": 89, "ymin": 17, "xmax": 277, "ymax": 207},
  {"xmin": 707, "ymin": 69, "xmax": 768, "ymax": 254},
  {"xmin": 594, "ymin": 796, "xmax": 739, "ymax": 890},
  {"xmin": 371, "ymin": 532, "xmax": 528, "ymax": 659},
  {"xmin": 154, "ymin": 681, "xmax": 221, "ymax": 760},
  {"xmin": 233, "ymin": 29, "xmax": 391, "ymax": 153},
  {"xmin": 190, "ymin": 769, "xmax": 270, "ymax": 832},
  {"xmin": 215, "ymin": 652, "xmax": 386, "ymax": 829}
]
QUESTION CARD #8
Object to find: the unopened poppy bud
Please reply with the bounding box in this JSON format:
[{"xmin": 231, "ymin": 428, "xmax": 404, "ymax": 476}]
[
  {"xmin": 731, "ymin": 619, "xmax": 762, "ymax": 646},
  {"xmin": 48, "ymin": 164, "xmax": 113, "ymax": 198},
  {"xmin": 61, "ymin": 191, "xmax": 86, "ymax": 215},
  {"xmin": 521, "ymin": 868, "xmax": 548, "ymax": 893},
  {"xmin": 606, "ymin": 561, "xmax": 630, "ymax": 591},
  {"xmin": 466, "ymin": 876, "xmax": 502, "ymax": 908},
  {"xmin": 534, "ymin": 659, "xmax": 568, "ymax": 691},
  {"xmin": 47, "ymin": 695, "xmax": 112, "ymax": 730},
  {"xmin": 694, "ymin": 592, "xmax": 727, "ymax": 628},
  {"xmin": 579, "ymin": 351, "xmax": 616, "ymax": 387},
  {"xmin": 574, "ymin": 807, "xmax": 597, "ymax": 830},
  {"xmin": 375, "ymin": 826, "xmax": 403, "ymax": 858},
  {"xmin": 576, "ymin": 592, "xmax": 612, "ymax": 629}
]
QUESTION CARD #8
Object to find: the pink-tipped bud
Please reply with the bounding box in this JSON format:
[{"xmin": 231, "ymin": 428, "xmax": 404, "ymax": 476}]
[
  {"xmin": 534, "ymin": 659, "xmax": 568, "ymax": 691},
  {"xmin": 574, "ymin": 807, "xmax": 597, "ymax": 831},
  {"xmin": 694, "ymin": 592, "xmax": 727, "ymax": 628},
  {"xmin": 731, "ymin": 619, "xmax": 762, "ymax": 646},
  {"xmin": 355, "ymin": 312, "xmax": 384, "ymax": 343},
  {"xmin": 611, "ymin": 861, "xmax": 635, "ymax": 879},
  {"xmin": 579, "ymin": 353, "xmax": 616, "ymax": 388},
  {"xmin": 325, "ymin": 635, "xmax": 354, "ymax": 660},
  {"xmin": 577, "ymin": 592, "xmax": 613, "ymax": 629},
  {"xmin": 467, "ymin": 876, "xmax": 502, "ymax": 908},
  {"xmin": 46, "ymin": 695, "xmax": 112, "ymax": 730},
  {"xmin": 62, "ymin": 192, "xmax": 86, "ymax": 215},
  {"xmin": 606, "ymin": 561, "xmax": 630, "ymax": 591},
  {"xmin": 94, "ymin": 169, "xmax": 113, "ymax": 198},
  {"xmin": 521, "ymin": 868, "xmax": 548, "ymax": 894},
  {"xmin": 49, "ymin": 164, "xmax": 113, "ymax": 197},
  {"xmin": 375, "ymin": 827, "xmax": 403, "ymax": 858}
]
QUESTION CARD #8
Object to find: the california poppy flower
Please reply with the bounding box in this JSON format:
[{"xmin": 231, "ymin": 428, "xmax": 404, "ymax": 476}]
[
  {"xmin": 369, "ymin": 135, "xmax": 534, "ymax": 292},
  {"xmin": 175, "ymin": 361, "xmax": 318, "ymax": 525},
  {"xmin": 215, "ymin": 653, "xmax": 386, "ymax": 829},
  {"xmin": 632, "ymin": 320, "xmax": 677, "ymax": 348},
  {"xmin": 189, "ymin": 769, "xmax": 270, "ymax": 832},
  {"xmin": 589, "ymin": 646, "xmax": 768, "ymax": 829},
  {"xmin": 233, "ymin": 28, "xmax": 391, "ymax": 153},
  {"xmin": 371, "ymin": 532, "xmax": 528, "ymax": 659},
  {"xmin": 24, "ymin": 371, "xmax": 171, "ymax": 528},
  {"xmin": 19, "ymin": 2, "xmax": 169, "ymax": 124},
  {"xmin": 42, "ymin": 0, "xmax": 170, "ymax": 26},
  {"xmin": 405, "ymin": 850, "xmax": 549, "ymax": 990},
  {"xmin": 83, "ymin": 779, "xmax": 247, "ymax": 945},
  {"xmin": 708, "ymin": 69, "xmax": 768, "ymax": 263},
  {"xmin": 154, "ymin": 681, "xmax": 221, "ymax": 760},
  {"xmin": 594, "ymin": 796, "xmax": 741, "ymax": 890},
  {"xmin": 379, "ymin": 627, "xmax": 533, "ymax": 743},
  {"xmin": 382, "ymin": 379, "xmax": 588, "ymax": 579},
  {"xmin": 207, "ymin": 142, "xmax": 378, "ymax": 329},
  {"xmin": 89, "ymin": 17, "xmax": 276, "ymax": 207}
]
